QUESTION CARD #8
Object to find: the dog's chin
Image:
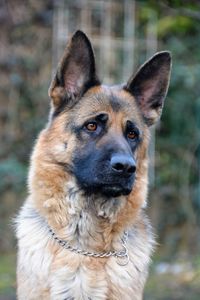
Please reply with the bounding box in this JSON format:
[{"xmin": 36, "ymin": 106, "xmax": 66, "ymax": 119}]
[
  {"xmin": 101, "ymin": 185, "xmax": 132, "ymax": 197},
  {"xmin": 82, "ymin": 183, "xmax": 133, "ymax": 198}
]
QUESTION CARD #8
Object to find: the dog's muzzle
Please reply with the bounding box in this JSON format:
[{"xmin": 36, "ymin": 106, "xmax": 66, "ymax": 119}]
[{"xmin": 73, "ymin": 151, "xmax": 136, "ymax": 198}]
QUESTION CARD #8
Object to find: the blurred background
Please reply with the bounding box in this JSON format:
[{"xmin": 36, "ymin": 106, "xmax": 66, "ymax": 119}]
[{"xmin": 0, "ymin": 0, "xmax": 200, "ymax": 299}]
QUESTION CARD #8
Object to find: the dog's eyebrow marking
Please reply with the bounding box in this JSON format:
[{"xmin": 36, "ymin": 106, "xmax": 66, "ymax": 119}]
[
  {"xmin": 126, "ymin": 120, "xmax": 139, "ymax": 131},
  {"xmin": 78, "ymin": 112, "xmax": 109, "ymax": 124},
  {"xmin": 95, "ymin": 113, "xmax": 108, "ymax": 123},
  {"xmin": 126, "ymin": 120, "xmax": 141, "ymax": 138}
]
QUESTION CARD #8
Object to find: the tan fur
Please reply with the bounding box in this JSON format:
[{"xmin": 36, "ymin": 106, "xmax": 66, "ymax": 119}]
[
  {"xmin": 16, "ymin": 30, "xmax": 171, "ymax": 299},
  {"xmin": 16, "ymin": 86, "xmax": 155, "ymax": 300}
]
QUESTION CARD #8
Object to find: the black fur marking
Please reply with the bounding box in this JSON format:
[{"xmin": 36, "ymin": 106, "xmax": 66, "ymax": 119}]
[
  {"xmin": 124, "ymin": 120, "xmax": 141, "ymax": 151},
  {"xmin": 71, "ymin": 125, "xmax": 83, "ymax": 138},
  {"xmin": 95, "ymin": 113, "xmax": 108, "ymax": 123},
  {"xmin": 109, "ymin": 94, "xmax": 122, "ymax": 112},
  {"xmin": 126, "ymin": 121, "xmax": 140, "ymax": 139},
  {"xmin": 56, "ymin": 161, "xmax": 74, "ymax": 175},
  {"xmin": 73, "ymin": 140, "xmax": 135, "ymax": 197}
]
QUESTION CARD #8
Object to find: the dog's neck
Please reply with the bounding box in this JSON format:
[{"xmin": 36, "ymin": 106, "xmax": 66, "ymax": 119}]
[
  {"xmin": 61, "ymin": 180, "xmax": 128, "ymax": 251},
  {"xmin": 29, "ymin": 135, "xmax": 148, "ymax": 253},
  {"xmin": 55, "ymin": 183, "xmax": 129, "ymax": 251},
  {"xmin": 30, "ymin": 165, "xmax": 129, "ymax": 252}
]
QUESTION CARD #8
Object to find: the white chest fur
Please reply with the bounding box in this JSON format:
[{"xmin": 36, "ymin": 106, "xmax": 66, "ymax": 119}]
[{"xmin": 16, "ymin": 201, "xmax": 153, "ymax": 300}]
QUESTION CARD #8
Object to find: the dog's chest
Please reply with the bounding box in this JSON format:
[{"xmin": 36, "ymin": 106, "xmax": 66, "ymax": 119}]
[
  {"xmin": 49, "ymin": 251, "xmax": 144, "ymax": 300},
  {"xmin": 17, "ymin": 203, "xmax": 153, "ymax": 299}
]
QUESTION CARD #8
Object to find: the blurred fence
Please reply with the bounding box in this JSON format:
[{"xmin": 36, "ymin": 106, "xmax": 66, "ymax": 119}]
[{"xmin": 52, "ymin": 0, "xmax": 157, "ymax": 84}]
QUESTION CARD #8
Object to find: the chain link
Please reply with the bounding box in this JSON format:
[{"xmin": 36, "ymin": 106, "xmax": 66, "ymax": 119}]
[{"xmin": 48, "ymin": 227, "xmax": 129, "ymax": 261}]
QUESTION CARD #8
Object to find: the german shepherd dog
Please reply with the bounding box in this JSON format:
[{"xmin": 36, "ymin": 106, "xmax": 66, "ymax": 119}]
[{"xmin": 16, "ymin": 31, "xmax": 171, "ymax": 299}]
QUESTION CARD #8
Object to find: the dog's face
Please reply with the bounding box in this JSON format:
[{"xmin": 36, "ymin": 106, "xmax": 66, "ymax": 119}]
[
  {"xmin": 47, "ymin": 31, "xmax": 171, "ymax": 198},
  {"xmin": 70, "ymin": 87, "xmax": 142, "ymax": 197}
]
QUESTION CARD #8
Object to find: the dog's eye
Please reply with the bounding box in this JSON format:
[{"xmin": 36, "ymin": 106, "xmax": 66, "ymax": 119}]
[
  {"xmin": 85, "ymin": 122, "xmax": 98, "ymax": 132},
  {"xmin": 127, "ymin": 130, "xmax": 137, "ymax": 140}
]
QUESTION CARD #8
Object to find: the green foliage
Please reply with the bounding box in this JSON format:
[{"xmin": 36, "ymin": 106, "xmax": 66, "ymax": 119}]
[
  {"xmin": 157, "ymin": 16, "xmax": 195, "ymax": 37},
  {"xmin": 137, "ymin": 1, "xmax": 200, "ymax": 253},
  {"xmin": 0, "ymin": 158, "xmax": 27, "ymax": 193},
  {"xmin": 0, "ymin": 254, "xmax": 16, "ymax": 296}
]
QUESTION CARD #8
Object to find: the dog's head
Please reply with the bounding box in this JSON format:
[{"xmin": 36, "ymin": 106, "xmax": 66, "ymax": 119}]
[{"xmin": 45, "ymin": 30, "xmax": 171, "ymax": 199}]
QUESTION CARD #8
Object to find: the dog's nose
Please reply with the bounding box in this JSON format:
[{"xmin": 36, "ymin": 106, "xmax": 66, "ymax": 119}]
[{"xmin": 110, "ymin": 154, "xmax": 136, "ymax": 176}]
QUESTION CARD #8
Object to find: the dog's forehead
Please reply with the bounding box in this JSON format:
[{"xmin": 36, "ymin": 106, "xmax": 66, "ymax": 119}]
[{"xmin": 73, "ymin": 85, "xmax": 143, "ymax": 125}]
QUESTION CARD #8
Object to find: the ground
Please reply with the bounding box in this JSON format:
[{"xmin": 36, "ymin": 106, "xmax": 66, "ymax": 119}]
[{"xmin": 144, "ymin": 257, "xmax": 200, "ymax": 300}]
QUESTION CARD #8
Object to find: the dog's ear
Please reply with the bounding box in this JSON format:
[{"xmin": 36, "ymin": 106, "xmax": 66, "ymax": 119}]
[
  {"xmin": 125, "ymin": 52, "xmax": 172, "ymax": 126},
  {"xmin": 49, "ymin": 30, "xmax": 100, "ymax": 109}
]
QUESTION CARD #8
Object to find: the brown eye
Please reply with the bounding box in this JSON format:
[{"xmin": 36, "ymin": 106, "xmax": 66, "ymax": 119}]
[
  {"xmin": 127, "ymin": 131, "xmax": 137, "ymax": 140},
  {"xmin": 86, "ymin": 122, "xmax": 97, "ymax": 132}
]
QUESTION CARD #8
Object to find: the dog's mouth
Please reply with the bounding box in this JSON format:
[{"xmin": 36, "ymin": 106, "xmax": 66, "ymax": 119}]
[
  {"xmin": 100, "ymin": 184, "xmax": 132, "ymax": 197},
  {"xmin": 73, "ymin": 155, "xmax": 135, "ymax": 198},
  {"xmin": 81, "ymin": 181, "xmax": 134, "ymax": 198}
]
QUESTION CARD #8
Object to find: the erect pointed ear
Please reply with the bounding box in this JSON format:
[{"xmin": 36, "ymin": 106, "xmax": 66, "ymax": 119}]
[
  {"xmin": 49, "ymin": 30, "xmax": 100, "ymax": 109},
  {"xmin": 124, "ymin": 51, "xmax": 172, "ymax": 126}
]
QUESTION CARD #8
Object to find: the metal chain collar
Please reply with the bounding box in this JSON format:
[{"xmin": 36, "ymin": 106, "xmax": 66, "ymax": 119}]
[{"xmin": 48, "ymin": 226, "xmax": 129, "ymax": 266}]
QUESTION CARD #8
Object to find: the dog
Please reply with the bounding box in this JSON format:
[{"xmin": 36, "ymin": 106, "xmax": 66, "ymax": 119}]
[{"xmin": 16, "ymin": 30, "xmax": 171, "ymax": 300}]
